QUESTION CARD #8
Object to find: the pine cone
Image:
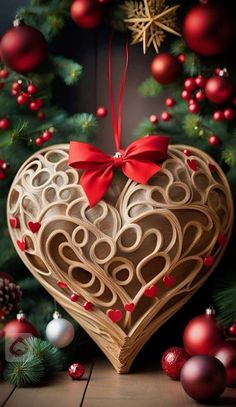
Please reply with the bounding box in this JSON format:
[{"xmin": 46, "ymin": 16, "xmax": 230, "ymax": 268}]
[{"xmin": 0, "ymin": 277, "xmax": 22, "ymax": 318}]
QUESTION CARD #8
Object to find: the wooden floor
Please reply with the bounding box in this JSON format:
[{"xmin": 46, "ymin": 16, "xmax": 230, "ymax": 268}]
[{"xmin": 1, "ymin": 357, "xmax": 236, "ymax": 407}]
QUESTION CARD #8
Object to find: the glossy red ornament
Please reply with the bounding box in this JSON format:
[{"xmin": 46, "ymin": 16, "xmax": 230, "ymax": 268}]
[
  {"xmin": 27, "ymin": 83, "xmax": 38, "ymax": 94},
  {"xmin": 70, "ymin": 0, "xmax": 103, "ymax": 29},
  {"xmin": 210, "ymin": 341, "xmax": 236, "ymax": 387},
  {"xmin": 178, "ymin": 54, "xmax": 185, "ymax": 63},
  {"xmin": 183, "ymin": 149, "xmax": 192, "ymax": 157},
  {"xmin": 203, "ymin": 255, "xmax": 215, "ymax": 266},
  {"xmin": 68, "ymin": 363, "xmax": 85, "ymax": 380},
  {"xmin": 213, "ymin": 110, "xmax": 224, "ymax": 122},
  {"xmin": 70, "ymin": 293, "xmax": 80, "ymax": 302},
  {"xmin": 228, "ymin": 323, "xmax": 236, "ymax": 337},
  {"xmin": 96, "ymin": 106, "xmax": 108, "ymax": 118},
  {"xmin": 224, "ymin": 108, "xmax": 235, "ymax": 120},
  {"xmin": 208, "ymin": 135, "xmax": 220, "ymax": 146},
  {"xmin": 183, "ymin": 307, "xmax": 224, "ymax": 356},
  {"xmin": 195, "ymin": 75, "xmax": 206, "ymax": 88},
  {"xmin": 0, "ymin": 118, "xmax": 10, "ymax": 130},
  {"xmin": 182, "ymin": 3, "xmax": 233, "ymax": 56},
  {"xmin": 35, "ymin": 137, "xmax": 44, "ymax": 146},
  {"xmin": 29, "ymin": 101, "xmax": 41, "ymax": 111},
  {"xmin": 42, "ymin": 130, "xmax": 53, "ymax": 141},
  {"xmin": 161, "ymin": 347, "xmax": 190, "ymax": 380},
  {"xmin": 181, "ymin": 90, "xmax": 191, "ymax": 101},
  {"xmin": 17, "ymin": 93, "xmax": 29, "ymax": 105},
  {"xmin": 2, "ymin": 311, "xmax": 39, "ymax": 339},
  {"xmin": 195, "ymin": 90, "xmax": 205, "ymax": 101},
  {"xmin": 180, "ymin": 355, "xmax": 226, "ymax": 401},
  {"xmin": 12, "ymin": 81, "xmax": 22, "ymax": 92},
  {"xmin": 151, "ymin": 53, "xmax": 181, "ymax": 84},
  {"xmin": 83, "ymin": 301, "xmax": 93, "ymax": 311},
  {"xmin": 165, "ymin": 98, "xmax": 175, "ymax": 107},
  {"xmin": 188, "ymin": 103, "xmax": 199, "ymax": 114},
  {"xmin": 0, "ymin": 68, "xmax": 9, "ymax": 78},
  {"xmin": 161, "ymin": 112, "xmax": 171, "ymax": 121},
  {"xmin": 184, "ymin": 78, "xmax": 196, "ymax": 92},
  {"xmin": 205, "ymin": 76, "xmax": 234, "ymax": 104},
  {"xmin": 0, "ymin": 19, "xmax": 47, "ymax": 73},
  {"xmin": 150, "ymin": 115, "xmax": 158, "ymax": 124}
]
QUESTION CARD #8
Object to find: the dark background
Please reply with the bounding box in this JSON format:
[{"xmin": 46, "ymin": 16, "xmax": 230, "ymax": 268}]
[{"xmin": 0, "ymin": 1, "xmax": 231, "ymax": 367}]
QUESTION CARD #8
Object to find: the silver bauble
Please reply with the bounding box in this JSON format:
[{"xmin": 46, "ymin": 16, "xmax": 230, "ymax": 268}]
[{"xmin": 46, "ymin": 311, "xmax": 75, "ymax": 348}]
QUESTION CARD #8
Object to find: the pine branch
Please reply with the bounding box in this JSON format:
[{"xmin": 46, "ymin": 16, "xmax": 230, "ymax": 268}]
[
  {"xmin": 138, "ymin": 77, "xmax": 163, "ymax": 97},
  {"xmin": 133, "ymin": 119, "xmax": 158, "ymax": 139},
  {"xmin": 51, "ymin": 56, "xmax": 83, "ymax": 86},
  {"xmin": 4, "ymin": 356, "xmax": 44, "ymax": 387},
  {"xmin": 170, "ymin": 39, "xmax": 186, "ymax": 56},
  {"xmin": 22, "ymin": 337, "xmax": 63, "ymax": 373},
  {"xmin": 215, "ymin": 284, "xmax": 236, "ymax": 325}
]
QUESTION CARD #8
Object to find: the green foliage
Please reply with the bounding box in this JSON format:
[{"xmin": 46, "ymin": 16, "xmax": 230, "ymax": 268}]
[
  {"xmin": 223, "ymin": 147, "xmax": 236, "ymax": 167},
  {"xmin": 133, "ymin": 119, "xmax": 158, "ymax": 139},
  {"xmin": 51, "ymin": 56, "xmax": 83, "ymax": 86},
  {"xmin": 68, "ymin": 113, "xmax": 98, "ymax": 141},
  {"xmin": 22, "ymin": 337, "xmax": 63, "ymax": 373},
  {"xmin": 215, "ymin": 284, "xmax": 236, "ymax": 326},
  {"xmin": 170, "ymin": 39, "xmax": 186, "ymax": 56},
  {"xmin": 4, "ymin": 356, "xmax": 44, "ymax": 387},
  {"xmin": 138, "ymin": 77, "xmax": 163, "ymax": 97}
]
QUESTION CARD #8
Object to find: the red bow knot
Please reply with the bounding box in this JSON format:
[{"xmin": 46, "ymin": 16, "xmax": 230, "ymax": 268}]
[{"xmin": 68, "ymin": 135, "xmax": 170, "ymax": 208}]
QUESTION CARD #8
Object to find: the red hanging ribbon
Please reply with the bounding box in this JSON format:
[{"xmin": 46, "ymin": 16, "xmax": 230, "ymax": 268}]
[{"xmin": 68, "ymin": 36, "xmax": 170, "ymax": 207}]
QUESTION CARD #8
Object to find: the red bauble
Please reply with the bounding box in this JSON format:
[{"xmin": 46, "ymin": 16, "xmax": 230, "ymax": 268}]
[
  {"xmin": 184, "ymin": 78, "xmax": 196, "ymax": 92},
  {"xmin": 188, "ymin": 103, "xmax": 199, "ymax": 114},
  {"xmin": 208, "ymin": 135, "xmax": 220, "ymax": 146},
  {"xmin": 180, "ymin": 355, "xmax": 226, "ymax": 401},
  {"xmin": 210, "ymin": 341, "xmax": 236, "ymax": 387},
  {"xmin": 27, "ymin": 83, "xmax": 38, "ymax": 95},
  {"xmin": 205, "ymin": 76, "xmax": 234, "ymax": 104},
  {"xmin": 183, "ymin": 307, "xmax": 224, "ymax": 356},
  {"xmin": 161, "ymin": 112, "xmax": 171, "ymax": 121},
  {"xmin": 0, "ymin": 118, "xmax": 10, "ymax": 130},
  {"xmin": 195, "ymin": 90, "xmax": 205, "ymax": 101},
  {"xmin": 213, "ymin": 110, "xmax": 224, "ymax": 122},
  {"xmin": 42, "ymin": 130, "xmax": 53, "ymax": 142},
  {"xmin": 228, "ymin": 323, "xmax": 236, "ymax": 337},
  {"xmin": 96, "ymin": 106, "xmax": 108, "ymax": 118},
  {"xmin": 151, "ymin": 53, "xmax": 181, "ymax": 84},
  {"xmin": 70, "ymin": 0, "xmax": 103, "ymax": 29},
  {"xmin": 161, "ymin": 347, "xmax": 190, "ymax": 380},
  {"xmin": 2, "ymin": 311, "xmax": 39, "ymax": 339},
  {"xmin": 224, "ymin": 108, "xmax": 235, "ymax": 120},
  {"xmin": 182, "ymin": 3, "xmax": 233, "ymax": 56},
  {"xmin": 68, "ymin": 363, "xmax": 85, "ymax": 379},
  {"xmin": 35, "ymin": 137, "xmax": 44, "ymax": 146},
  {"xmin": 0, "ymin": 19, "xmax": 47, "ymax": 73},
  {"xmin": 195, "ymin": 75, "xmax": 206, "ymax": 88},
  {"xmin": 181, "ymin": 90, "xmax": 191, "ymax": 101},
  {"xmin": 150, "ymin": 115, "xmax": 158, "ymax": 124},
  {"xmin": 165, "ymin": 98, "xmax": 175, "ymax": 108}
]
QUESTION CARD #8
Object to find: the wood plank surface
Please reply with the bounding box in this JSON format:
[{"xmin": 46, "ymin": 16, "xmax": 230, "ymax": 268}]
[
  {"xmin": 0, "ymin": 382, "xmax": 15, "ymax": 407},
  {"xmin": 3, "ymin": 364, "xmax": 92, "ymax": 407}
]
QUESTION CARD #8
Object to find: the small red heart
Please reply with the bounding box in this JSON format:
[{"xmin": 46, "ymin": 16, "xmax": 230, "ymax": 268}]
[
  {"xmin": 183, "ymin": 149, "xmax": 192, "ymax": 157},
  {"xmin": 217, "ymin": 234, "xmax": 227, "ymax": 248},
  {"xmin": 208, "ymin": 163, "xmax": 217, "ymax": 173},
  {"xmin": 28, "ymin": 221, "xmax": 41, "ymax": 233},
  {"xmin": 57, "ymin": 281, "xmax": 68, "ymax": 289},
  {"xmin": 187, "ymin": 159, "xmax": 198, "ymax": 172},
  {"xmin": 162, "ymin": 275, "xmax": 175, "ymax": 289},
  {"xmin": 124, "ymin": 303, "xmax": 136, "ymax": 313},
  {"xmin": 144, "ymin": 285, "xmax": 157, "ymax": 298},
  {"xmin": 70, "ymin": 293, "xmax": 79, "ymax": 302},
  {"xmin": 203, "ymin": 256, "xmax": 215, "ymax": 267},
  {"xmin": 17, "ymin": 239, "xmax": 26, "ymax": 251},
  {"xmin": 106, "ymin": 309, "xmax": 123, "ymax": 323},
  {"xmin": 83, "ymin": 301, "xmax": 93, "ymax": 311},
  {"xmin": 10, "ymin": 217, "xmax": 20, "ymax": 229}
]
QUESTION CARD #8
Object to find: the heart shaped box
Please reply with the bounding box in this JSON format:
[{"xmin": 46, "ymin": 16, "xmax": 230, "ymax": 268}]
[{"xmin": 7, "ymin": 144, "xmax": 233, "ymax": 373}]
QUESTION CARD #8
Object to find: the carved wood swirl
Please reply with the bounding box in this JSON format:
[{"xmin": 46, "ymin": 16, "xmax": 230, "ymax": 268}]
[{"xmin": 7, "ymin": 144, "xmax": 233, "ymax": 373}]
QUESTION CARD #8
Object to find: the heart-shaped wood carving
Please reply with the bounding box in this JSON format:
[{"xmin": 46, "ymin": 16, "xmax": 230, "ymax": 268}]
[{"xmin": 7, "ymin": 144, "xmax": 233, "ymax": 373}]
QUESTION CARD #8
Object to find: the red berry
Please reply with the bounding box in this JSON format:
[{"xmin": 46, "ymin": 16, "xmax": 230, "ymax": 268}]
[
  {"xmin": 165, "ymin": 98, "xmax": 175, "ymax": 107},
  {"xmin": 29, "ymin": 101, "xmax": 40, "ymax": 111},
  {"xmin": 70, "ymin": 293, "xmax": 79, "ymax": 302},
  {"xmin": 27, "ymin": 83, "xmax": 38, "ymax": 94},
  {"xmin": 184, "ymin": 78, "xmax": 196, "ymax": 92},
  {"xmin": 0, "ymin": 118, "xmax": 10, "ymax": 130},
  {"xmin": 208, "ymin": 135, "xmax": 220, "ymax": 146},
  {"xmin": 0, "ymin": 69, "xmax": 9, "ymax": 79},
  {"xmin": 228, "ymin": 323, "xmax": 236, "ymax": 337},
  {"xmin": 181, "ymin": 90, "xmax": 191, "ymax": 100},
  {"xmin": 188, "ymin": 98, "xmax": 196, "ymax": 105},
  {"xmin": 35, "ymin": 137, "xmax": 44, "ymax": 146},
  {"xmin": 213, "ymin": 111, "xmax": 224, "ymax": 122},
  {"xmin": 224, "ymin": 108, "xmax": 235, "ymax": 120},
  {"xmin": 12, "ymin": 81, "xmax": 21, "ymax": 92},
  {"xmin": 203, "ymin": 256, "xmax": 215, "ymax": 266},
  {"xmin": 178, "ymin": 54, "xmax": 185, "ymax": 63},
  {"xmin": 195, "ymin": 90, "xmax": 205, "ymax": 101},
  {"xmin": 37, "ymin": 111, "xmax": 46, "ymax": 121},
  {"xmin": 161, "ymin": 112, "xmax": 171, "ymax": 121},
  {"xmin": 150, "ymin": 114, "xmax": 158, "ymax": 124},
  {"xmin": 195, "ymin": 75, "xmax": 206, "ymax": 88},
  {"xmin": 188, "ymin": 103, "xmax": 199, "ymax": 114},
  {"xmin": 83, "ymin": 301, "xmax": 93, "ymax": 311},
  {"xmin": 17, "ymin": 93, "xmax": 29, "ymax": 105},
  {"xmin": 96, "ymin": 106, "xmax": 108, "ymax": 118},
  {"xmin": 42, "ymin": 130, "xmax": 52, "ymax": 141}
]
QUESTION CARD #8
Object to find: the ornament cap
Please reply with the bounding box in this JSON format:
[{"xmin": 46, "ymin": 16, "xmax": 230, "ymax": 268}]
[
  {"xmin": 16, "ymin": 310, "xmax": 26, "ymax": 321},
  {"xmin": 13, "ymin": 16, "xmax": 25, "ymax": 27},
  {"xmin": 53, "ymin": 311, "xmax": 62, "ymax": 320},
  {"xmin": 206, "ymin": 306, "xmax": 216, "ymax": 315}
]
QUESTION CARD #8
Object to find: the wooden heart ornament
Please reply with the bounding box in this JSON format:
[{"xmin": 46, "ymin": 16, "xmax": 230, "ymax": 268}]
[{"xmin": 7, "ymin": 144, "xmax": 233, "ymax": 373}]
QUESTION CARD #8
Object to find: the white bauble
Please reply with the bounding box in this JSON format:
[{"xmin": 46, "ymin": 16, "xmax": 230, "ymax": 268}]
[{"xmin": 46, "ymin": 311, "xmax": 75, "ymax": 348}]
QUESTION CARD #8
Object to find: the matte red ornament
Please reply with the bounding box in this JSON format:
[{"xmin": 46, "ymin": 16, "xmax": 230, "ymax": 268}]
[
  {"xmin": 106, "ymin": 309, "xmax": 123, "ymax": 323},
  {"xmin": 205, "ymin": 76, "xmax": 234, "ymax": 104},
  {"xmin": 203, "ymin": 256, "xmax": 215, "ymax": 266},
  {"xmin": 2, "ymin": 311, "xmax": 39, "ymax": 339},
  {"xmin": 70, "ymin": 293, "xmax": 79, "ymax": 302},
  {"xmin": 161, "ymin": 347, "xmax": 190, "ymax": 380},
  {"xmin": 208, "ymin": 135, "xmax": 220, "ymax": 146},
  {"xmin": 0, "ymin": 19, "xmax": 47, "ymax": 73},
  {"xmin": 187, "ymin": 159, "xmax": 198, "ymax": 172},
  {"xmin": 124, "ymin": 303, "xmax": 135, "ymax": 313},
  {"xmin": 96, "ymin": 106, "xmax": 108, "ymax": 118},
  {"xmin": 210, "ymin": 341, "xmax": 236, "ymax": 387},
  {"xmin": 83, "ymin": 301, "xmax": 93, "ymax": 311},
  {"xmin": 68, "ymin": 363, "xmax": 85, "ymax": 380},
  {"xmin": 150, "ymin": 115, "xmax": 158, "ymax": 124},
  {"xmin": 183, "ymin": 307, "xmax": 224, "ymax": 355},
  {"xmin": 151, "ymin": 53, "xmax": 181, "ymax": 84},
  {"xmin": 228, "ymin": 323, "xmax": 236, "ymax": 337},
  {"xmin": 10, "ymin": 217, "xmax": 20, "ymax": 229},
  {"xmin": 144, "ymin": 285, "xmax": 157, "ymax": 298},
  {"xmin": 182, "ymin": 3, "xmax": 233, "ymax": 56},
  {"xmin": 224, "ymin": 108, "xmax": 235, "ymax": 120},
  {"xmin": 28, "ymin": 221, "xmax": 41, "ymax": 233},
  {"xmin": 70, "ymin": 0, "xmax": 103, "ymax": 29},
  {"xmin": 213, "ymin": 110, "xmax": 224, "ymax": 122},
  {"xmin": 180, "ymin": 355, "xmax": 226, "ymax": 401},
  {"xmin": 16, "ymin": 240, "xmax": 26, "ymax": 252},
  {"xmin": 162, "ymin": 275, "xmax": 175, "ymax": 289}
]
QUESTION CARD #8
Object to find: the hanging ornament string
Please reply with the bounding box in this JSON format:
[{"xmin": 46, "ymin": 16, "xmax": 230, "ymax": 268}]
[{"xmin": 68, "ymin": 36, "xmax": 170, "ymax": 207}]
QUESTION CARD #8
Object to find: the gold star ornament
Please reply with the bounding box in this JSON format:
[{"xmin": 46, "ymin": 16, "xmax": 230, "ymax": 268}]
[{"xmin": 122, "ymin": 0, "xmax": 180, "ymax": 54}]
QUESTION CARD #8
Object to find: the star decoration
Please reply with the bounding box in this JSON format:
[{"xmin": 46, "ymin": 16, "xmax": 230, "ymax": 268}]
[{"xmin": 122, "ymin": 0, "xmax": 180, "ymax": 54}]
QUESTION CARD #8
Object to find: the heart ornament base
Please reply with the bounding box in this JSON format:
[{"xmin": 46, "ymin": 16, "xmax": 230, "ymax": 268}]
[{"xmin": 7, "ymin": 144, "xmax": 233, "ymax": 373}]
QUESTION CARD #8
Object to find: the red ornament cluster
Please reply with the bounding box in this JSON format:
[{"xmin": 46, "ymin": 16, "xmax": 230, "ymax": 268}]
[
  {"xmin": 35, "ymin": 129, "xmax": 54, "ymax": 146},
  {"xmin": 181, "ymin": 75, "xmax": 206, "ymax": 115}
]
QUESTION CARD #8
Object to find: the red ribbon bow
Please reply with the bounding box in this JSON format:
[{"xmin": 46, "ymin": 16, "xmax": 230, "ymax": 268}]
[
  {"xmin": 68, "ymin": 36, "xmax": 170, "ymax": 207},
  {"xmin": 69, "ymin": 135, "xmax": 169, "ymax": 207}
]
